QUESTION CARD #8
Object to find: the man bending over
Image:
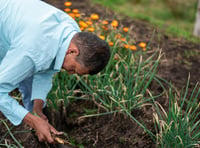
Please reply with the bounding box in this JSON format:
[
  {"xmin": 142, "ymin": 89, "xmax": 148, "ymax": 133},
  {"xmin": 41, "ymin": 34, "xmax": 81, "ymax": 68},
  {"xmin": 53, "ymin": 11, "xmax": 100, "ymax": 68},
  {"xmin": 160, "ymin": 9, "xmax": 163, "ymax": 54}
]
[{"xmin": 0, "ymin": 0, "xmax": 110, "ymax": 143}]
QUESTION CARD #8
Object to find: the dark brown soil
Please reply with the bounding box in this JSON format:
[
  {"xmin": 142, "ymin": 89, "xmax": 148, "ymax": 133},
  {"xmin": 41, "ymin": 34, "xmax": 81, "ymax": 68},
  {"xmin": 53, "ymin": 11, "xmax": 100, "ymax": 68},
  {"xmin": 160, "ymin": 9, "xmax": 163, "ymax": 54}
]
[{"xmin": 0, "ymin": 0, "xmax": 199, "ymax": 148}]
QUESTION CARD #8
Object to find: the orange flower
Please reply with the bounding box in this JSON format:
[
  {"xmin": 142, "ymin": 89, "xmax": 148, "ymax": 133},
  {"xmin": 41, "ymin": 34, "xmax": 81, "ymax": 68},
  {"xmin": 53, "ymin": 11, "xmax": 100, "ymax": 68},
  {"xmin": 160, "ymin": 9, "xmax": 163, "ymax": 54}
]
[
  {"xmin": 102, "ymin": 20, "xmax": 109, "ymax": 25},
  {"xmin": 142, "ymin": 47, "xmax": 146, "ymax": 51},
  {"xmin": 80, "ymin": 27, "xmax": 84, "ymax": 31},
  {"xmin": 109, "ymin": 42, "xmax": 114, "ymax": 46},
  {"xmin": 102, "ymin": 26, "xmax": 108, "ymax": 31},
  {"xmin": 64, "ymin": 2, "xmax": 72, "ymax": 7},
  {"xmin": 72, "ymin": 9, "xmax": 79, "ymax": 14},
  {"xmin": 75, "ymin": 13, "xmax": 81, "ymax": 18},
  {"xmin": 124, "ymin": 44, "xmax": 129, "ymax": 49},
  {"xmin": 111, "ymin": 20, "xmax": 118, "ymax": 27},
  {"xmin": 99, "ymin": 35, "xmax": 105, "ymax": 40},
  {"xmin": 86, "ymin": 20, "xmax": 93, "ymax": 25},
  {"xmin": 123, "ymin": 27, "xmax": 129, "ymax": 32},
  {"xmin": 64, "ymin": 8, "xmax": 71, "ymax": 12},
  {"xmin": 88, "ymin": 27, "xmax": 95, "ymax": 32},
  {"xmin": 68, "ymin": 13, "xmax": 75, "ymax": 18},
  {"xmin": 79, "ymin": 20, "xmax": 88, "ymax": 28},
  {"xmin": 130, "ymin": 45, "xmax": 137, "ymax": 51},
  {"xmin": 121, "ymin": 37, "xmax": 126, "ymax": 42},
  {"xmin": 90, "ymin": 14, "xmax": 99, "ymax": 20},
  {"xmin": 115, "ymin": 34, "xmax": 121, "ymax": 39},
  {"xmin": 139, "ymin": 42, "xmax": 146, "ymax": 48}
]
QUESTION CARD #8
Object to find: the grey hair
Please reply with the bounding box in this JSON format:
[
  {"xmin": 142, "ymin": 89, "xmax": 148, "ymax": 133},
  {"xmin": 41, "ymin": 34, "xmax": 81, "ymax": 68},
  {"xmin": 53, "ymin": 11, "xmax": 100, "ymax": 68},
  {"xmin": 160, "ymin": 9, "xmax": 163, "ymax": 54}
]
[{"xmin": 72, "ymin": 32, "xmax": 111, "ymax": 74}]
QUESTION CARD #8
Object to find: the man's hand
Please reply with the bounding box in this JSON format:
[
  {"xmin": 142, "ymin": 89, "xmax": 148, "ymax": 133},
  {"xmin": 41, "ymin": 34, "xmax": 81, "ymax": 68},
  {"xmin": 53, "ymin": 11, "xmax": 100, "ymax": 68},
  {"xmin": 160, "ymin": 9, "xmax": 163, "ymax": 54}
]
[
  {"xmin": 23, "ymin": 112, "xmax": 63, "ymax": 143},
  {"xmin": 32, "ymin": 99, "xmax": 47, "ymax": 121}
]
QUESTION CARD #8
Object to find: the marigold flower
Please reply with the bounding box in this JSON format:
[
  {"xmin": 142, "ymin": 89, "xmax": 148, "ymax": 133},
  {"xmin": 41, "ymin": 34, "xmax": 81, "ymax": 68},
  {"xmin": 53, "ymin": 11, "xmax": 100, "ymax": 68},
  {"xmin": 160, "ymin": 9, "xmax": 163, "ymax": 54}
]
[
  {"xmin": 115, "ymin": 34, "xmax": 121, "ymax": 39},
  {"xmin": 109, "ymin": 42, "xmax": 114, "ymax": 46},
  {"xmin": 64, "ymin": 2, "xmax": 72, "ymax": 7},
  {"xmin": 86, "ymin": 20, "xmax": 93, "ymax": 25},
  {"xmin": 102, "ymin": 26, "xmax": 108, "ymax": 31},
  {"xmin": 90, "ymin": 14, "xmax": 99, "ymax": 20},
  {"xmin": 64, "ymin": 8, "xmax": 71, "ymax": 12},
  {"xmin": 79, "ymin": 20, "xmax": 88, "ymax": 28},
  {"xmin": 111, "ymin": 20, "xmax": 118, "ymax": 27},
  {"xmin": 121, "ymin": 38, "xmax": 126, "ymax": 42},
  {"xmin": 88, "ymin": 27, "xmax": 95, "ymax": 32},
  {"xmin": 139, "ymin": 42, "xmax": 146, "ymax": 48},
  {"xmin": 99, "ymin": 35, "xmax": 105, "ymax": 40},
  {"xmin": 124, "ymin": 44, "xmax": 129, "ymax": 49},
  {"xmin": 130, "ymin": 45, "xmax": 137, "ymax": 51},
  {"xmin": 123, "ymin": 27, "xmax": 129, "ymax": 32},
  {"xmin": 68, "ymin": 13, "xmax": 75, "ymax": 18},
  {"xmin": 102, "ymin": 20, "xmax": 109, "ymax": 25},
  {"xmin": 80, "ymin": 27, "xmax": 84, "ymax": 31},
  {"xmin": 72, "ymin": 9, "xmax": 79, "ymax": 14},
  {"xmin": 75, "ymin": 13, "xmax": 81, "ymax": 18}
]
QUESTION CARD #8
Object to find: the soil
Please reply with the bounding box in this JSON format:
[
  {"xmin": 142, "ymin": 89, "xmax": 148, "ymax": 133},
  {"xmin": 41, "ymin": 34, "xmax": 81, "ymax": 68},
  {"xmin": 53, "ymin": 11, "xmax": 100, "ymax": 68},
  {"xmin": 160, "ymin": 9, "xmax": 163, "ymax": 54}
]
[{"xmin": 0, "ymin": 0, "xmax": 199, "ymax": 148}]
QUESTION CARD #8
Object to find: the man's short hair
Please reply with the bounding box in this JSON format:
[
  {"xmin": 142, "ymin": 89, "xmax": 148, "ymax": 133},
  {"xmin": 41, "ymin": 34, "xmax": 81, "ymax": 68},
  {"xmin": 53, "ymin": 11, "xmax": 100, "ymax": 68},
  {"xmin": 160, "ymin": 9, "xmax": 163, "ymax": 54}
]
[{"xmin": 72, "ymin": 32, "xmax": 111, "ymax": 75}]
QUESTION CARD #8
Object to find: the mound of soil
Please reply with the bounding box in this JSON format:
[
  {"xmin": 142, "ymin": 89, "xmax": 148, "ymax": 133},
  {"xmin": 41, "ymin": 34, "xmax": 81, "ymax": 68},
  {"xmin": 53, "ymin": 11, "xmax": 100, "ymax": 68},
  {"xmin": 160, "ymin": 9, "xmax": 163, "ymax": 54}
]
[{"xmin": 0, "ymin": 0, "xmax": 199, "ymax": 148}]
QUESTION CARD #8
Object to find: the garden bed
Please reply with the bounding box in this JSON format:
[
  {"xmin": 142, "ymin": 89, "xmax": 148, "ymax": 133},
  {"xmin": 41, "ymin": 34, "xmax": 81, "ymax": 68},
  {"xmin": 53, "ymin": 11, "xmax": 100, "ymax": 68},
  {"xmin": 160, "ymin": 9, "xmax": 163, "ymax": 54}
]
[{"xmin": 0, "ymin": 0, "xmax": 199, "ymax": 147}]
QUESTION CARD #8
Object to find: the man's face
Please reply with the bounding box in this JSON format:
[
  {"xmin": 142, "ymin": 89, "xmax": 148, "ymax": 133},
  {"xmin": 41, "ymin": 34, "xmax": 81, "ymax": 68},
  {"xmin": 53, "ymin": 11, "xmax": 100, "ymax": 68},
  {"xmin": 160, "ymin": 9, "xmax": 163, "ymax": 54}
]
[{"xmin": 62, "ymin": 54, "xmax": 90, "ymax": 75}]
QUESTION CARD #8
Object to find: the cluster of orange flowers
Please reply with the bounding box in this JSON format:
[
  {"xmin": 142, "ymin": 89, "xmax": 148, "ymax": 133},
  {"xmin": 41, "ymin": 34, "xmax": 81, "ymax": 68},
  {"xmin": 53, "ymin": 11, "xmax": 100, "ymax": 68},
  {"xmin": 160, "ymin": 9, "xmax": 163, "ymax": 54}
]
[
  {"xmin": 64, "ymin": 1, "xmax": 147, "ymax": 51},
  {"xmin": 64, "ymin": 2, "xmax": 81, "ymax": 18}
]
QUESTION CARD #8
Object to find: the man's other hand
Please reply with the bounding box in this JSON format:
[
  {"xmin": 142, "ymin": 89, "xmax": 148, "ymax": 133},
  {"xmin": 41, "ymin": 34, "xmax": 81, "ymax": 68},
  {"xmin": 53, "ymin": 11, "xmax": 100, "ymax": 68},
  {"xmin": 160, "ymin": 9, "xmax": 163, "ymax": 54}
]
[
  {"xmin": 23, "ymin": 113, "xmax": 63, "ymax": 143},
  {"xmin": 32, "ymin": 99, "xmax": 48, "ymax": 121}
]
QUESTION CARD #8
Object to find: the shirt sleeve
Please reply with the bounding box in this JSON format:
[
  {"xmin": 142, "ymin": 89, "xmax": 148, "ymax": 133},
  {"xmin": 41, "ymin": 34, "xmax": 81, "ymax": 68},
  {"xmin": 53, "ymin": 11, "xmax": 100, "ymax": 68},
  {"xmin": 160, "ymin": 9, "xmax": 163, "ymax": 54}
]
[
  {"xmin": 31, "ymin": 70, "xmax": 55, "ymax": 107},
  {"xmin": 0, "ymin": 49, "xmax": 35, "ymax": 125}
]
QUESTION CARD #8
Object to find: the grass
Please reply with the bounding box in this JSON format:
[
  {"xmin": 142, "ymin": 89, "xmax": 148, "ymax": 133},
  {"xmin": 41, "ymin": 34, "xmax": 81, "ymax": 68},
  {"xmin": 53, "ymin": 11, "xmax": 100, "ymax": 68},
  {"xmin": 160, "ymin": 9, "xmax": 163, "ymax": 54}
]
[{"xmin": 90, "ymin": 0, "xmax": 200, "ymax": 43}]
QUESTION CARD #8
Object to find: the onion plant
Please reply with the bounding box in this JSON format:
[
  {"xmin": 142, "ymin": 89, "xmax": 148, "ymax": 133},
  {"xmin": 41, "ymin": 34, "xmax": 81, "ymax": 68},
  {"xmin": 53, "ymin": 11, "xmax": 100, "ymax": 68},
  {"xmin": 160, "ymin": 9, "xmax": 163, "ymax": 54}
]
[
  {"xmin": 47, "ymin": 71, "xmax": 83, "ymax": 110},
  {"xmin": 78, "ymin": 45, "xmax": 162, "ymax": 113},
  {"xmin": 153, "ymin": 77, "xmax": 200, "ymax": 147},
  {"xmin": 0, "ymin": 119, "xmax": 23, "ymax": 148}
]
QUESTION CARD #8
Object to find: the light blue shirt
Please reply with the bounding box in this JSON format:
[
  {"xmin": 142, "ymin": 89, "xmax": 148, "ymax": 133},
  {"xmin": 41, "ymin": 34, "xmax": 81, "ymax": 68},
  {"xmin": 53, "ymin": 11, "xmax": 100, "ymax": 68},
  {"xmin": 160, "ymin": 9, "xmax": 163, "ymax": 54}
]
[{"xmin": 0, "ymin": 0, "xmax": 80, "ymax": 125}]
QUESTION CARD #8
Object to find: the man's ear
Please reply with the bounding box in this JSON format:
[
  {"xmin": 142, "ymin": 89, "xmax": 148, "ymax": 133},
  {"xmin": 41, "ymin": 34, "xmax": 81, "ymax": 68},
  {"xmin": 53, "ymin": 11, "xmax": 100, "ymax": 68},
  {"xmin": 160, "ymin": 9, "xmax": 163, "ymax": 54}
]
[{"xmin": 66, "ymin": 47, "xmax": 79, "ymax": 56}]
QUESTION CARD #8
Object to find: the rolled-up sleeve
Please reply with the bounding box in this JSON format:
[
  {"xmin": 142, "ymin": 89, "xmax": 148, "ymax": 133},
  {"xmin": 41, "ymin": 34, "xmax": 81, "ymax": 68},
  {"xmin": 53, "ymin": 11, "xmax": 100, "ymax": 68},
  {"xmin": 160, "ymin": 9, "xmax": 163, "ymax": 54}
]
[
  {"xmin": 31, "ymin": 70, "xmax": 55, "ymax": 107},
  {"xmin": 0, "ymin": 49, "xmax": 35, "ymax": 125}
]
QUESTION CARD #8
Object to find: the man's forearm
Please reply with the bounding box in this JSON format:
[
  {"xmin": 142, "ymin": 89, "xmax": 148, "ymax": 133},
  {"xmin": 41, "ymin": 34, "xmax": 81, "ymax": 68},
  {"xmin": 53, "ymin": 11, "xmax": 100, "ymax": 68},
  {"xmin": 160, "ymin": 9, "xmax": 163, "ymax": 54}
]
[
  {"xmin": 32, "ymin": 99, "xmax": 48, "ymax": 121},
  {"xmin": 33, "ymin": 99, "xmax": 44, "ymax": 111}
]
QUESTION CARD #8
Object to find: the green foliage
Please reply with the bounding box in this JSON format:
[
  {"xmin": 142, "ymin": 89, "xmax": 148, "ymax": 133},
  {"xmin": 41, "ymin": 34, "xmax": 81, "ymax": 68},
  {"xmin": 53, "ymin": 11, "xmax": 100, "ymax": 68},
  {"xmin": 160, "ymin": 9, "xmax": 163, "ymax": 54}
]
[
  {"xmin": 0, "ymin": 120, "xmax": 24, "ymax": 148},
  {"xmin": 162, "ymin": 0, "xmax": 197, "ymax": 20},
  {"xmin": 79, "ymin": 48, "xmax": 162, "ymax": 113},
  {"xmin": 47, "ymin": 71, "xmax": 83, "ymax": 110},
  {"xmin": 91, "ymin": 0, "xmax": 200, "ymax": 43},
  {"xmin": 69, "ymin": 137, "xmax": 84, "ymax": 148},
  {"xmin": 153, "ymin": 78, "xmax": 200, "ymax": 147}
]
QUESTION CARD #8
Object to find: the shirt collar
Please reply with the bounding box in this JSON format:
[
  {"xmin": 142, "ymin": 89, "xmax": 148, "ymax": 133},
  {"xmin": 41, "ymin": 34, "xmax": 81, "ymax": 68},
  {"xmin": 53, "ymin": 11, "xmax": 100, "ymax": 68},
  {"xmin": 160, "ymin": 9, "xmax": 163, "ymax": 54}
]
[{"xmin": 53, "ymin": 31, "xmax": 78, "ymax": 71}]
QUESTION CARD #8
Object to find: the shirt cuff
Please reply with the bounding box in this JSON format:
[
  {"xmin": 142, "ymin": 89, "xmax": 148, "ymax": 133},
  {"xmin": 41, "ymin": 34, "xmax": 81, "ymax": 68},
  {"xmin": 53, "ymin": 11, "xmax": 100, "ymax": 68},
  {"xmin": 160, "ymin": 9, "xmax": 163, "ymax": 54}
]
[
  {"xmin": 0, "ymin": 93, "xmax": 29, "ymax": 126},
  {"xmin": 31, "ymin": 95, "xmax": 47, "ymax": 108}
]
